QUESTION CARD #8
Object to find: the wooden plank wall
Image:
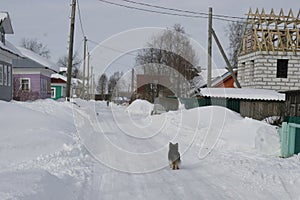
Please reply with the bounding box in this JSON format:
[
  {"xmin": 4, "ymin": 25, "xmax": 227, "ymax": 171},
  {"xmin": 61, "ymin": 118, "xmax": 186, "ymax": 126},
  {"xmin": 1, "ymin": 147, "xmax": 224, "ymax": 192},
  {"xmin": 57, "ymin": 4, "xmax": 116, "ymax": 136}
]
[{"xmin": 240, "ymin": 100, "xmax": 285, "ymax": 120}]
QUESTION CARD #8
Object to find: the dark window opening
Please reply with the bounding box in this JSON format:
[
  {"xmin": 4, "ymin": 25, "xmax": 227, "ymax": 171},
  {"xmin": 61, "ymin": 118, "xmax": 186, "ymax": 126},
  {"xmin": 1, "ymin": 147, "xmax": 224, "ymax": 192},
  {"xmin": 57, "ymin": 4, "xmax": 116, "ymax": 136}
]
[{"xmin": 276, "ymin": 59, "xmax": 288, "ymax": 78}]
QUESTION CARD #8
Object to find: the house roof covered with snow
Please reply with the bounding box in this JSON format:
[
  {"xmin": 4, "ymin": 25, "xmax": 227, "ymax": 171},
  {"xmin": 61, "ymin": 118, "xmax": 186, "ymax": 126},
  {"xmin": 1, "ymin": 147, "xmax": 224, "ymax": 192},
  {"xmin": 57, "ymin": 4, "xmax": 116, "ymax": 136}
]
[
  {"xmin": 0, "ymin": 12, "xmax": 13, "ymax": 34},
  {"xmin": 51, "ymin": 73, "xmax": 82, "ymax": 85},
  {"xmin": 15, "ymin": 47, "xmax": 59, "ymax": 72},
  {"xmin": 197, "ymin": 88, "xmax": 285, "ymax": 101},
  {"xmin": 0, "ymin": 40, "xmax": 22, "ymax": 57},
  {"xmin": 193, "ymin": 68, "xmax": 229, "ymax": 88}
]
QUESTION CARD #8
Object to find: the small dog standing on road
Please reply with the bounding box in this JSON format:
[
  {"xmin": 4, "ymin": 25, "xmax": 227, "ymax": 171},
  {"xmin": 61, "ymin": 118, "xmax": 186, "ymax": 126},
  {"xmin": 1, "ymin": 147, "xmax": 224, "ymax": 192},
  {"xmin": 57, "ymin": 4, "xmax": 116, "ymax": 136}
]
[{"xmin": 168, "ymin": 142, "xmax": 181, "ymax": 170}]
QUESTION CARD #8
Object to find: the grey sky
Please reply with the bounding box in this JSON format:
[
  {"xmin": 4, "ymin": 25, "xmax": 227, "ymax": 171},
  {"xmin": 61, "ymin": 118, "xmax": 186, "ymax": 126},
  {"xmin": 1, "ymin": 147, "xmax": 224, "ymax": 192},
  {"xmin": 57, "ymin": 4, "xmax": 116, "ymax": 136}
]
[{"xmin": 2, "ymin": 0, "xmax": 299, "ymax": 71}]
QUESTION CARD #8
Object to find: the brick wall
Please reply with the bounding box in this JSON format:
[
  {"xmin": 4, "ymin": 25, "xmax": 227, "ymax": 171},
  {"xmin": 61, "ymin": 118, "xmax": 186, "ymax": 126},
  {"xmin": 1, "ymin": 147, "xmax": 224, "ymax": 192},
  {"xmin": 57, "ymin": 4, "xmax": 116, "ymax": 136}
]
[{"xmin": 238, "ymin": 51, "xmax": 300, "ymax": 91}]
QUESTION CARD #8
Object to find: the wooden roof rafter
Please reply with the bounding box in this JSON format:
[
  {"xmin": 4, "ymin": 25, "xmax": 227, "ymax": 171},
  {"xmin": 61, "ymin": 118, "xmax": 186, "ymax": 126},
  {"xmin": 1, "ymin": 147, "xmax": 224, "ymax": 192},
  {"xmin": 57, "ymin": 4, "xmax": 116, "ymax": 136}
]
[{"xmin": 240, "ymin": 8, "xmax": 300, "ymax": 55}]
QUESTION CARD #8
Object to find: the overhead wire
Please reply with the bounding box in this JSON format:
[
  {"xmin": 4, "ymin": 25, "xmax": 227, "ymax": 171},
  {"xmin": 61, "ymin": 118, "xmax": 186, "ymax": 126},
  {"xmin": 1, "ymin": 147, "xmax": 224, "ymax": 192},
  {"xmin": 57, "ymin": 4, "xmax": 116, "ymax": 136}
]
[
  {"xmin": 98, "ymin": 0, "xmax": 246, "ymax": 23},
  {"xmin": 76, "ymin": 0, "xmax": 86, "ymax": 37},
  {"xmin": 120, "ymin": 0, "xmax": 247, "ymax": 20}
]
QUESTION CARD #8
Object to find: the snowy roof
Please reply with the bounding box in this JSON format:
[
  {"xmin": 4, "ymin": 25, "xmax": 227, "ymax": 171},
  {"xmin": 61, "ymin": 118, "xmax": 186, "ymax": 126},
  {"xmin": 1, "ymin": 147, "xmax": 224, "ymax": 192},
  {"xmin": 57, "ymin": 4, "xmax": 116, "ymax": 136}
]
[
  {"xmin": 51, "ymin": 73, "xmax": 82, "ymax": 85},
  {"xmin": 197, "ymin": 88, "xmax": 285, "ymax": 101},
  {"xmin": 59, "ymin": 67, "xmax": 67, "ymax": 72},
  {"xmin": 17, "ymin": 47, "xmax": 59, "ymax": 72},
  {"xmin": 211, "ymin": 69, "xmax": 237, "ymax": 87},
  {"xmin": 199, "ymin": 68, "xmax": 228, "ymax": 81},
  {"xmin": 0, "ymin": 40, "xmax": 22, "ymax": 57},
  {"xmin": 0, "ymin": 12, "xmax": 13, "ymax": 34},
  {"xmin": 193, "ymin": 68, "xmax": 229, "ymax": 88},
  {"xmin": 51, "ymin": 73, "xmax": 67, "ymax": 82}
]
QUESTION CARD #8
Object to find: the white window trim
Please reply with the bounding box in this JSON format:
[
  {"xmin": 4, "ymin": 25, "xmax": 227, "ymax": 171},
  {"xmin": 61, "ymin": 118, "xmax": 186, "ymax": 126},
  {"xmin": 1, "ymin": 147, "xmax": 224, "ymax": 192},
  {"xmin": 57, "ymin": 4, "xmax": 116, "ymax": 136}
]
[
  {"xmin": 51, "ymin": 87, "xmax": 56, "ymax": 98},
  {"xmin": 20, "ymin": 78, "xmax": 31, "ymax": 91},
  {"xmin": 7, "ymin": 65, "xmax": 11, "ymax": 87},
  {"xmin": 0, "ymin": 64, "xmax": 3, "ymax": 86},
  {"xmin": 3, "ymin": 65, "xmax": 7, "ymax": 86}
]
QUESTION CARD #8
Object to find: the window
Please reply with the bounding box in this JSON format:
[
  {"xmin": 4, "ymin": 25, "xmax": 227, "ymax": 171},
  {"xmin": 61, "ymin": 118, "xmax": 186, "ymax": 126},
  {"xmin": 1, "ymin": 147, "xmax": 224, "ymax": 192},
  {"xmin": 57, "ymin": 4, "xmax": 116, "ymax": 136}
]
[
  {"xmin": 249, "ymin": 60, "xmax": 254, "ymax": 82},
  {"xmin": 3, "ymin": 65, "xmax": 7, "ymax": 86},
  {"xmin": 277, "ymin": 59, "xmax": 288, "ymax": 78},
  {"xmin": 41, "ymin": 79, "xmax": 47, "ymax": 94},
  {"xmin": 51, "ymin": 88, "xmax": 56, "ymax": 98},
  {"xmin": 239, "ymin": 62, "xmax": 245, "ymax": 82},
  {"xmin": 0, "ymin": 64, "xmax": 3, "ymax": 85},
  {"xmin": 7, "ymin": 66, "xmax": 11, "ymax": 86},
  {"xmin": 20, "ymin": 78, "xmax": 30, "ymax": 91}
]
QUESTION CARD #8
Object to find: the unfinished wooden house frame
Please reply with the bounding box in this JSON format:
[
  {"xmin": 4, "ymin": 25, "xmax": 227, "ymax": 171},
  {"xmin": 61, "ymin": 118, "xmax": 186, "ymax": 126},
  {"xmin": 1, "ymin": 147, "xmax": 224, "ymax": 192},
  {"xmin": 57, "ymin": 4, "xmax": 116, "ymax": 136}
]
[
  {"xmin": 241, "ymin": 8, "xmax": 300, "ymax": 55},
  {"xmin": 238, "ymin": 8, "xmax": 300, "ymax": 91}
]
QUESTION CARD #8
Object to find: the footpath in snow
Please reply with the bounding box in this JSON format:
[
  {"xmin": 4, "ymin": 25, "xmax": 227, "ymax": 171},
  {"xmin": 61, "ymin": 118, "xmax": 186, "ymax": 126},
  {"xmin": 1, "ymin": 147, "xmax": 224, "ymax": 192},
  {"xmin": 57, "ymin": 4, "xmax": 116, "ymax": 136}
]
[{"xmin": 0, "ymin": 99, "xmax": 300, "ymax": 199}]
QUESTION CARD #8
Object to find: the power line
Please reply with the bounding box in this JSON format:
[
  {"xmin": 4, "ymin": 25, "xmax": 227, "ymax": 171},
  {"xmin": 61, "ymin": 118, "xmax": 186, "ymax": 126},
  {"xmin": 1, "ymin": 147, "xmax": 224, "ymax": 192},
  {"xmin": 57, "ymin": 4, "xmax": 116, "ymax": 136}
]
[
  {"xmin": 120, "ymin": 0, "xmax": 246, "ymax": 20},
  {"xmin": 77, "ymin": 0, "xmax": 86, "ymax": 37},
  {"xmin": 98, "ymin": 0, "xmax": 208, "ymax": 19},
  {"xmin": 87, "ymin": 39, "xmax": 137, "ymax": 57},
  {"xmin": 98, "ymin": 0, "xmax": 246, "ymax": 23}
]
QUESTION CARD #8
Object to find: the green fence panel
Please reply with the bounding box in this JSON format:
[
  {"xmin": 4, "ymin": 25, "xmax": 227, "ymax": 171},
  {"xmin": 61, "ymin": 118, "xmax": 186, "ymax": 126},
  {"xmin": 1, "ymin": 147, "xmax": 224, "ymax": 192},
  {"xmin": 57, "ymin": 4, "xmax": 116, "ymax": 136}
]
[
  {"xmin": 281, "ymin": 122, "xmax": 289, "ymax": 158},
  {"xmin": 284, "ymin": 116, "xmax": 300, "ymax": 124}
]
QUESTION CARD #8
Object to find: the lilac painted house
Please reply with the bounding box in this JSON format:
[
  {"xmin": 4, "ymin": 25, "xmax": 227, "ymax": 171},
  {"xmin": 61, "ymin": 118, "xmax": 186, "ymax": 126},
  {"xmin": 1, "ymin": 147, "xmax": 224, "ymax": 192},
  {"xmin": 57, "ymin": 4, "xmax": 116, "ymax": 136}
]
[{"xmin": 12, "ymin": 47, "xmax": 58, "ymax": 101}]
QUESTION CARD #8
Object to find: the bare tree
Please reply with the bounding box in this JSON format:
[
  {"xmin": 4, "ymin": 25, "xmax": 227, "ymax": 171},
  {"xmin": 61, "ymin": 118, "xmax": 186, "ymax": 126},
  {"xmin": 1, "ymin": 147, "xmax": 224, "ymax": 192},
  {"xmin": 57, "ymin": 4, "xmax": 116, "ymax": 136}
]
[
  {"xmin": 20, "ymin": 38, "xmax": 51, "ymax": 59},
  {"xmin": 57, "ymin": 51, "xmax": 82, "ymax": 78},
  {"xmin": 225, "ymin": 21, "xmax": 246, "ymax": 67},
  {"xmin": 135, "ymin": 24, "xmax": 199, "ymax": 99},
  {"xmin": 97, "ymin": 73, "xmax": 108, "ymax": 96},
  {"xmin": 108, "ymin": 72, "xmax": 122, "ymax": 96}
]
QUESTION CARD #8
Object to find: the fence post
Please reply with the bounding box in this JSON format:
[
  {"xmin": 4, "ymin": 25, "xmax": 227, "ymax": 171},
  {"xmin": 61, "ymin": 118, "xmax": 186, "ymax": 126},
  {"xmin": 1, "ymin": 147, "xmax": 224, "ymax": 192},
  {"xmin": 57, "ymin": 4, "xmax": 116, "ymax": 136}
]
[{"xmin": 281, "ymin": 122, "xmax": 289, "ymax": 158}]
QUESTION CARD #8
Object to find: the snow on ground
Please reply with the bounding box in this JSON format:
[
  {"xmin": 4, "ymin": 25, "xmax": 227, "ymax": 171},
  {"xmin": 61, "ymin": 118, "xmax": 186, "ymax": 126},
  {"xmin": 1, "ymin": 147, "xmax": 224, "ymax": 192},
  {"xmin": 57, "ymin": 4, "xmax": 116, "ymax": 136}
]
[{"xmin": 0, "ymin": 98, "xmax": 300, "ymax": 199}]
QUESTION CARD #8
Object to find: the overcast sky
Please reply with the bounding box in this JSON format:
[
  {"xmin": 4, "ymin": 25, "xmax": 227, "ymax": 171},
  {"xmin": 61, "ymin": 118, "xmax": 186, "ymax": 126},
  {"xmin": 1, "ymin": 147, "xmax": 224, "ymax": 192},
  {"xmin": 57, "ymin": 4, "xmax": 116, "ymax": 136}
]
[{"xmin": 2, "ymin": 0, "xmax": 299, "ymax": 73}]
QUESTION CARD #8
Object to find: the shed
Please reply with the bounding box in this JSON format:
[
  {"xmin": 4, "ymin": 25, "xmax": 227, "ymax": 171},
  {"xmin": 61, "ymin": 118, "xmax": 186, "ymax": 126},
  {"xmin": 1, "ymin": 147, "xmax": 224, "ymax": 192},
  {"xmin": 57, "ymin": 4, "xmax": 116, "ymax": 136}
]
[
  {"xmin": 280, "ymin": 90, "xmax": 300, "ymax": 117},
  {"xmin": 189, "ymin": 88, "xmax": 286, "ymax": 120}
]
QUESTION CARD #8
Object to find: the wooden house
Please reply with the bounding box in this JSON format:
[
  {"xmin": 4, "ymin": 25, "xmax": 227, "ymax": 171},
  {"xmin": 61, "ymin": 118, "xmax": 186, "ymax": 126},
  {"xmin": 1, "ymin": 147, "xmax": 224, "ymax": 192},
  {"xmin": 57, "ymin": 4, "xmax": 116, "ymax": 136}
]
[
  {"xmin": 212, "ymin": 70, "xmax": 237, "ymax": 88},
  {"xmin": 0, "ymin": 12, "xmax": 21, "ymax": 101},
  {"xmin": 135, "ymin": 74, "xmax": 174, "ymax": 103},
  {"xmin": 51, "ymin": 73, "xmax": 83, "ymax": 100},
  {"xmin": 51, "ymin": 73, "xmax": 66, "ymax": 100},
  {"xmin": 12, "ymin": 47, "xmax": 58, "ymax": 101},
  {"xmin": 280, "ymin": 90, "xmax": 300, "ymax": 116}
]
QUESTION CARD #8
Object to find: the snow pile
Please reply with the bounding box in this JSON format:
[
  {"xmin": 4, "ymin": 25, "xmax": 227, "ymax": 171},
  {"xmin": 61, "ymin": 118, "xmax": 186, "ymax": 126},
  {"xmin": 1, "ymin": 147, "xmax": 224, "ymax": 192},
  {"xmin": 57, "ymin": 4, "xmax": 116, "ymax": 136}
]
[
  {"xmin": 0, "ymin": 99, "xmax": 94, "ymax": 200},
  {"xmin": 255, "ymin": 126, "xmax": 281, "ymax": 156},
  {"xmin": 126, "ymin": 99, "xmax": 154, "ymax": 115},
  {"xmin": 178, "ymin": 106, "xmax": 280, "ymax": 155}
]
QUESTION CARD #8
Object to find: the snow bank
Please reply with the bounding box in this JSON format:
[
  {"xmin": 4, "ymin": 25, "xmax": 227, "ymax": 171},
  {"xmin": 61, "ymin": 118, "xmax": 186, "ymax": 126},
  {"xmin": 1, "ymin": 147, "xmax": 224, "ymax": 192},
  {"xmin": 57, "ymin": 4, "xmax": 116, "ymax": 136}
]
[
  {"xmin": 255, "ymin": 126, "xmax": 281, "ymax": 156},
  {"xmin": 179, "ymin": 106, "xmax": 280, "ymax": 155},
  {"xmin": 0, "ymin": 100, "xmax": 76, "ymax": 166},
  {"xmin": 126, "ymin": 99, "xmax": 154, "ymax": 115}
]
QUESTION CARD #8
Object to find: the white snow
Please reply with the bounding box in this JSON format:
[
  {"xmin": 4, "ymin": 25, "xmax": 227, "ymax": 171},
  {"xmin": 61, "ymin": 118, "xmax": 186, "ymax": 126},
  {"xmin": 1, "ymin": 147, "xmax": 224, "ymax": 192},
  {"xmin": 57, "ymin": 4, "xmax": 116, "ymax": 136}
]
[
  {"xmin": 0, "ymin": 40, "xmax": 22, "ymax": 57},
  {"xmin": 1, "ymin": 98, "xmax": 300, "ymax": 199},
  {"xmin": 17, "ymin": 47, "xmax": 59, "ymax": 72},
  {"xmin": 198, "ymin": 88, "xmax": 285, "ymax": 101}
]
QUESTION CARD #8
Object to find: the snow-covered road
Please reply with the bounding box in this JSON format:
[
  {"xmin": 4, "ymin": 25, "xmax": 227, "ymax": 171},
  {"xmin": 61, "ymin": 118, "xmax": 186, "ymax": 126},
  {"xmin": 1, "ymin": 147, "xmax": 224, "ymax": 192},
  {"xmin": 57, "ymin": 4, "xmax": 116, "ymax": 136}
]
[
  {"xmin": 1, "ymin": 99, "xmax": 300, "ymax": 199},
  {"xmin": 74, "ymin": 100, "xmax": 300, "ymax": 200}
]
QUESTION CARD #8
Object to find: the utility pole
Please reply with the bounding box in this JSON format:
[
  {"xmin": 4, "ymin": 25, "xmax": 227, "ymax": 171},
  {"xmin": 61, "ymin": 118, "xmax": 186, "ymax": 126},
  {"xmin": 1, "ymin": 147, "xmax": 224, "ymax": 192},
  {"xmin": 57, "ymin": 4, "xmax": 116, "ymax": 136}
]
[
  {"xmin": 212, "ymin": 29, "xmax": 241, "ymax": 88},
  {"xmin": 87, "ymin": 52, "xmax": 90, "ymax": 99},
  {"xmin": 91, "ymin": 66, "xmax": 94, "ymax": 99},
  {"xmin": 82, "ymin": 36, "xmax": 87, "ymax": 98},
  {"xmin": 66, "ymin": 0, "xmax": 76, "ymax": 100},
  {"xmin": 207, "ymin": 7, "xmax": 212, "ymax": 88},
  {"xmin": 131, "ymin": 68, "xmax": 134, "ymax": 94}
]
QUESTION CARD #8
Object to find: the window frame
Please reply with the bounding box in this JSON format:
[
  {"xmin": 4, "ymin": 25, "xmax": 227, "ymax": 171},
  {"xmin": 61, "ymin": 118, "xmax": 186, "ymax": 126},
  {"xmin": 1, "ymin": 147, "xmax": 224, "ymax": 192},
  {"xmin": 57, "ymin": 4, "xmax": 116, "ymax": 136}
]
[
  {"xmin": 3, "ymin": 65, "xmax": 7, "ymax": 86},
  {"xmin": 0, "ymin": 64, "xmax": 3, "ymax": 85},
  {"xmin": 51, "ymin": 87, "xmax": 56, "ymax": 98},
  {"xmin": 7, "ymin": 65, "xmax": 11, "ymax": 87},
  {"xmin": 20, "ymin": 78, "xmax": 31, "ymax": 91},
  {"xmin": 276, "ymin": 59, "xmax": 288, "ymax": 78}
]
